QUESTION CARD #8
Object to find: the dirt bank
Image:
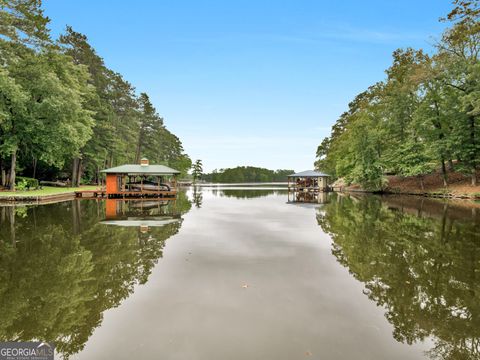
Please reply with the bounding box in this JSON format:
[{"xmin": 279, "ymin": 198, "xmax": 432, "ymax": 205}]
[{"xmin": 333, "ymin": 169, "xmax": 480, "ymax": 200}]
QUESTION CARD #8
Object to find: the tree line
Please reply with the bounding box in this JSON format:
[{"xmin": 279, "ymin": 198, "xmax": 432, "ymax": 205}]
[
  {"xmin": 0, "ymin": 0, "xmax": 191, "ymax": 190},
  {"xmin": 315, "ymin": 0, "xmax": 480, "ymax": 190},
  {"xmin": 203, "ymin": 166, "xmax": 294, "ymax": 183}
]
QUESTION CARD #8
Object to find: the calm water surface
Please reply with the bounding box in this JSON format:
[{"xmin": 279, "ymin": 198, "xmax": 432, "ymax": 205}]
[{"xmin": 0, "ymin": 189, "xmax": 479, "ymax": 360}]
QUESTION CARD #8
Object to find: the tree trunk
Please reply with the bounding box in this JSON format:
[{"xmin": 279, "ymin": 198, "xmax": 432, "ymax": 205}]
[
  {"xmin": 135, "ymin": 143, "xmax": 141, "ymax": 164},
  {"xmin": 419, "ymin": 176, "xmax": 425, "ymax": 191},
  {"xmin": 470, "ymin": 114, "xmax": 477, "ymax": 186},
  {"xmin": 5, "ymin": 170, "xmax": 10, "ymax": 188},
  {"xmin": 9, "ymin": 148, "xmax": 17, "ymax": 191},
  {"xmin": 72, "ymin": 158, "xmax": 83, "ymax": 187},
  {"xmin": 433, "ymin": 101, "xmax": 448, "ymax": 188},
  {"xmin": 0, "ymin": 157, "xmax": 5, "ymax": 187},
  {"xmin": 447, "ymin": 159, "xmax": 454, "ymax": 171},
  {"xmin": 72, "ymin": 158, "xmax": 79, "ymax": 187},
  {"xmin": 32, "ymin": 156, "xmax": 38, "ymax": 179},
  {"xmin": 75, "ymin": 159, "xmax": 83, "ymax": 187},
  {"xmin": 440, "ymin": 159, "xmax": 448, "ymax": 187},
  {"xmin": 135, "ymin": 130, "xmax": 143, "ymax": 164},
  {"xmin": 96, "ymin": 165, "xmax": 100, "ymax": 186}
]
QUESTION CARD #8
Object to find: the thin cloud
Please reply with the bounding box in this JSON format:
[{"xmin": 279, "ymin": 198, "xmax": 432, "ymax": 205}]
[
  {"xmin": 183, "ymin": 135, "xmax": 320, "ymax": 151},
  {"xmin": 165, "ymin": 24, "xmax": 428, "ymax": 46}
]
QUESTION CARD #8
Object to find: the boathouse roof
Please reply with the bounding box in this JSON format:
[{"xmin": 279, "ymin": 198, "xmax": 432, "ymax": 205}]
[
  {"xmin": 287, "ymin": 170, "xmax": 330, "ymax": 178},
  {"xmin": 101, "ymin": 164, "xmax": 180, "ymax": 175}
]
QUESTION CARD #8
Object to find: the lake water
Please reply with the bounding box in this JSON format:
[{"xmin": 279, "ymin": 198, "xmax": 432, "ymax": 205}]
[{"xmin": 0, "ymin": 189, "xmax": 479, "ymax": 360}]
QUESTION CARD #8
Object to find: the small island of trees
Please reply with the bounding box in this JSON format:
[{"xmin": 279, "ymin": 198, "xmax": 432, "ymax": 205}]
[{"xmin": 202, "ymin": 167, "xmax": 294, "ymax": 183}]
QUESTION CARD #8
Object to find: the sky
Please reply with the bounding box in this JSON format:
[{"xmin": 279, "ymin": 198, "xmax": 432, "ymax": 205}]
[{"xmin": 43, "ymin": 0, "xmax": 453, "ymax": 172}]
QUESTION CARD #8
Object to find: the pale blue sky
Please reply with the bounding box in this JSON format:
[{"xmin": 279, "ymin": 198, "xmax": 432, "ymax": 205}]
[{"xmin": 43, "ymin": 1, "xmax": 452, "ymax": 172}]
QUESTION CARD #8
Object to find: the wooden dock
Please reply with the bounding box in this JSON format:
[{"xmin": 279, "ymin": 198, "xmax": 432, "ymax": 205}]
[
  {"xmin": 0, "ymin": 192, "xmax": 76, "ymax": 205},
  {"xmin": 75, "ymin": 189, "xmax": 177, "ymax": 199}
]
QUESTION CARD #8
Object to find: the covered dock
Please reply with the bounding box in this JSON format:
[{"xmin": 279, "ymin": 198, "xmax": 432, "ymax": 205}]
[
  {"xmin": 77, "ymin": 158, "xmax": 180, "ymax": 199},
  {"xmin": 287, "ymin": 170, "xmax": 330, "ymax": 192}
]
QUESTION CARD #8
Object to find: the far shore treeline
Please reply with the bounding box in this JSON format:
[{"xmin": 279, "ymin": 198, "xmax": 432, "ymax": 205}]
[
  {"xmin": 202, "ymin": 167, "xmax": 293, "ymax": 183},
  {"xmin": 0, "ymin": 0, "xmax": 191, "ymax": 191},
  {"xmin": 315, "ymin": 0, "xmax": 480, "ymax": 190}
]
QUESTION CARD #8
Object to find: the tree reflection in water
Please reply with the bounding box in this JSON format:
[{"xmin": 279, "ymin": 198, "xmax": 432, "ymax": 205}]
[
  {"xmin": 192, "ymin": 186, "xmax": 203, "ymax": 208},
  {"xmin": 0, "ymin": 193, "xmax": 191, "ymax": 359},
  {"xmin": 317, "ymin": 193, "xmax": 480, "ymax": 360},
  {"xmin": 212, "ymin": 188, "xmax": 286, "ymax": 199}
]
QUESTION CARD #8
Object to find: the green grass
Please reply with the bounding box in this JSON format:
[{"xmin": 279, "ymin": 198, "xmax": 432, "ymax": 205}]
[{"xmin": 0, "ymin": 185, "xmax": 100, "ymax": 197}]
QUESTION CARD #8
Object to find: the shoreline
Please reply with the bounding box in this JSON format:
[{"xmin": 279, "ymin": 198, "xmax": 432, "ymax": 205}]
[
  {"xmin": 334, "ymin": 187, "xmax": 480, "ymax": 201},
  {"xmin": 1, "ymin": 183, "xmax": 479, "ymax": 208},
  {"xmin": 0, "ymin": 192, "xmax": 76, "ymax": 205},
  {"xmin": 0, "ymin": 186, "xmax": 100, "ymax": 205},
  {"xmin": 332, "ymin": 171, "xmax": 480, "ymax": 201}
]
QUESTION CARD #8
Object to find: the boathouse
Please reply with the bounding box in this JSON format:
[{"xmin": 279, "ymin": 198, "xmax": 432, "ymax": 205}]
[
  {"xmin": 101, "ymin": 158, "xmax": 180, "ymax": 198},
  {"xmin": 287, "ymin": 170, "xmax": 330, "ymax": 192}
]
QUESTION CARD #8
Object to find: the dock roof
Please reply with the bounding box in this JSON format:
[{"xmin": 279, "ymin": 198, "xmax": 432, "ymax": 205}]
[
  {"xmin": 101, "ymin": 164, "xmax": 180, "ymax": 175},
  {"xmin": 287, "ymin": 170, "xmax": 330, "ymax": 178}
]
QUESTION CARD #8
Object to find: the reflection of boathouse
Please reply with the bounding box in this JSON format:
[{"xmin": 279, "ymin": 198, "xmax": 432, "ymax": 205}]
[
  {"xmin": 103, "ymin": 199, "xmax": 181, "ymax": 233},
  {"xmin": 288, "ymin": 190, "xmax": 329, "ymax": 204},
  {"xmin": 102, "ymin": 158, "xmax": 179, "ymax": 198}
]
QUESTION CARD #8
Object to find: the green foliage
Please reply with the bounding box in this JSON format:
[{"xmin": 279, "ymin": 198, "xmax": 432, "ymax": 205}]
[
  {"xmin": 0, "ymin": 198, "xmax": 190, "ymax": 358},
  {"xmin": 191, "ymin": 159, "xmax": 203, "ymax": 183},
  {"xmin": 392, "ymin": 143, "xmax": 436, "ymax": 178},
  {"xmin": 14, "ymin": 178, "xmax": 28, "ymax": 191},
  {"xmin": 134, "ymin": 93, "xmax": 191, "ymax": 176},
  {"xmin": 15, "ymin": 176, "xmax": 39, "ymax": 189},
  {"xmin": 316, "ymin": 1, "xmax": 480, "ymax": 188},
  {"xmin": 0, "ymin": 0, "xmax": 51, "ymax": 46},
  {"xmin": 203, "ymin": 166, "xmax": 294, "ymax": 183},
  {"xmin": 0, "ymin": 5, "xmax": 190, "ymax": 189}
]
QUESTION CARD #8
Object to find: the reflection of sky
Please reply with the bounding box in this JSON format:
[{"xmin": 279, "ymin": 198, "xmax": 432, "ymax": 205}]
[
  {"xmin": 78, "ymin": 192, "xmax": 429, "ymax": 359},
  {"xmin": 44, "ymin": 1, "xmax": 451, "ymax": 172}
]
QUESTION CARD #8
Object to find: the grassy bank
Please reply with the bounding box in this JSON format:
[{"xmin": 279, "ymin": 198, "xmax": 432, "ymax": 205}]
[{"xmin": 0, "ymin": 186, "xmax": 100, "ymax": 198}]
